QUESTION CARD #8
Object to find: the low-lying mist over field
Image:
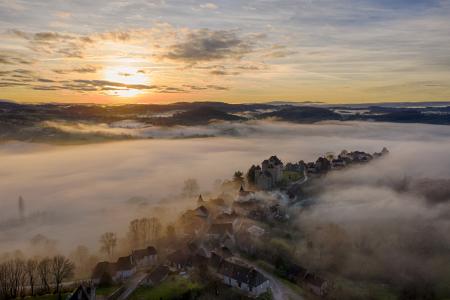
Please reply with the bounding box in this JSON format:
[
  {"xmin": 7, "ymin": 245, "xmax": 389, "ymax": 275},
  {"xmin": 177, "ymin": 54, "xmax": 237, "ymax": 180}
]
[{"xmin": 0, "ymin": 120, "xmax": 449, "ymax": 269}]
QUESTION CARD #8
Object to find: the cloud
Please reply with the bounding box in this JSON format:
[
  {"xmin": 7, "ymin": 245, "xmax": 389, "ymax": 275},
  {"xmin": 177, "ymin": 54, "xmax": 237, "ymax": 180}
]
[
  {"xmin": 160, "ymin": 29, "xmax": 260, "ymax": 63},
  {"xmin": 52, "ymin": 65, "xmax": 99, "ymax": 74},
  {"xmin": 0, "ymin": 69, "xmax": 35, "ymax": 87},
  {"xmin": 0, "ymin": 54, "xmax": 33, "ymax": 65},
  {"xmin": 199, "ymin": 3, "xmax": 218, "ymax": 10},
  {"xmin": 209, "ymin": 69, "xmax": 239, "ymax": 76},
  {"xmin": 23, "ymin": 78, "xmax": 226, "ymax": 94}
]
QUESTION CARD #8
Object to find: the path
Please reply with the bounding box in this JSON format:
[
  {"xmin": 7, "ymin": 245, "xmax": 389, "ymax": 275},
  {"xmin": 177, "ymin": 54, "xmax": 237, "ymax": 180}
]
[{"xmin": 117, "ymin": 272, "xmax": 147, "ymax": 300}]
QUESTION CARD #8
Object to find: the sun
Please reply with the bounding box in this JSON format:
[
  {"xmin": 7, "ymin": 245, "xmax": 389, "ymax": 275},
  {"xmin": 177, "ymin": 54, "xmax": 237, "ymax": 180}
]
[{"xmin": 103, "ymin": 66, "xmax": 149, "ymax": 97}]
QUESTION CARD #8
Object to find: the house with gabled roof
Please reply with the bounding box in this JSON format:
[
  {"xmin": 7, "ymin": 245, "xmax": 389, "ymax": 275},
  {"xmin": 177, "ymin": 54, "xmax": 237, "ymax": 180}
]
[
  {"xmin": 216, "ymin": 258, "xmax": 270, "ymax": 297},
  {"xmin": 114, "ymin": 255, "xmax": 136, "ymax": 282},
  {"xmin": 132, "ymin": 246, "xmax": 157, "ymax": 268},
  {"xmin": 207, "ymin": 223, "xmax": 234, "ymax": 239},
  {"xmin": 91, "ymin": 261, "xmax": 116, "ymax": 285},
  {"xmin": 195, "ymin": 205, "xmax": 209, "ymax": 218},
  {"xmin": 305, "ymin": 273, "xmax": 329, "ymax": 296},
  {"xmin": 67, "ymin": 284, "xmax": 96, "ymax": 300}
]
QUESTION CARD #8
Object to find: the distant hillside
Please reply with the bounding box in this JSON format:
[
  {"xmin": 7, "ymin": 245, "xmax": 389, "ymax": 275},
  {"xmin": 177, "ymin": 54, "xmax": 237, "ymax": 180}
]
[
  {"xmin": 259, "ymin": 106, "xmax": 341, "ymax": 123},
  {"xmin": 1, "ymin": 101, "xmax": 450, "ymax": 144},
  {"xmin": 150, "ymin": 107, "xmax": 244, "ymax": 125}
]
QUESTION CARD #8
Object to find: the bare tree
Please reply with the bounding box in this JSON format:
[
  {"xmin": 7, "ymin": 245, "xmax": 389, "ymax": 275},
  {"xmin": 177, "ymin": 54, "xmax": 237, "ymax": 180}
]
[
  {"xmin": 0, "ymin": 261, "xmax": 11, "ymax": 300},
  {"xmin": 149, "ymin": 217, "xmax": 162, "ymax": 242},
  {"xmin": 0, "ymin": 259, "xmax": 26, "ymax": 299},
  {"xmin": 70, "ymin": 245, "xmax": 95, "ymax": 278},
  {"xmin": 37, "ymin": 258, "xmax": 52, "ymax": 294},
  {"xmin": 26, "ymin": 259, "xmax": 38, "ymax": 296},
  {"xmin": 182, "ymin": 178, "xmax": 200, "ymax": 197},
  {"xmin": 139, "ymin": 218, "xmax": 151, "ymax": 246},
  {"xmin": 14, "ymin": 259, "xmax": 26, "ymax": 298},
  {"xmin": 51, "ymin": 255, "xmax": 74, "ymax": 295},
  {"xmin": 166, "ymin": 224, "xmax": 176, "ymax": 245},
  {"xmin": 100, "ymin": 232, "xmax": 117, "ymax": 259},
  {"xmin": 128, "ymin": 219, "xmax": 140, "ymax": 249},
  {"xmin": 127, "ymin": 217, "xmax": 162, "ymax": 249}
]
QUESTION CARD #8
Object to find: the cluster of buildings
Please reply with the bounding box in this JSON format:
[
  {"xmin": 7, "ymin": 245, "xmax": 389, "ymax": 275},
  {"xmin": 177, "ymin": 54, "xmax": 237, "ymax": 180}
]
[
  {"xmin": 164, "ymin": 189, "xmax": 332, "ymax": 297},
  {"xmin": 164, "ymin": 242, "xmax": 271, "ymax": 297},
  {"xmin": 305, "ymin": 147, "xmax": 389, "ymax": 175},
  {"xmin": 252, "ymin": 148, "xmax": 389, "ymax": 190},
  {"xmin": 91, "ymin": 246, "xmax": 157, "ymax": 284},
  {"xmin": 85, "ymin": 148, "xmax": 390, "ymax": 298}
]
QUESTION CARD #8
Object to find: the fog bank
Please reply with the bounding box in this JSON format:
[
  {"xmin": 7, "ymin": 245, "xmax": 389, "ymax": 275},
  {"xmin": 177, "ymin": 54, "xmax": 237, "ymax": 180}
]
[{"xmin": 0, "ymin": 121, "xmax": 449, "ymax": 255}]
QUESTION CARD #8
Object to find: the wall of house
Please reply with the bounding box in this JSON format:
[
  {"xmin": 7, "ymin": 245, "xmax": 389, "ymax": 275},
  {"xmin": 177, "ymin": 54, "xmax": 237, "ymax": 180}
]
[
  {"xmin": 136, "ymin": 255, "xmax": 157, "ymax": 267},
  {"xmin": 221, "ymin": 275, "xmax": 270, "ymax": 297},
  {"xmin": 114, "ymin": 269, "xmax": 135, "ymax": 282}
]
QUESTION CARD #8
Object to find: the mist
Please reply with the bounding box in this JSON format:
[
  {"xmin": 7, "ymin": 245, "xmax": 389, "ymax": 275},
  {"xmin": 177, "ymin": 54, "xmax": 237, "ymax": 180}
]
[{"xmin": 0, "ymin": 120, "xmax": 449, "ymax": 263}]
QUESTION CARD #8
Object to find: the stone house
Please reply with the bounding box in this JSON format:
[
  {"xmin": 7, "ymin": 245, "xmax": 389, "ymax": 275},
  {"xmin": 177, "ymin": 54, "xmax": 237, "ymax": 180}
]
[
  {"xmin": 132, "ymin": 246, "xmax": 157, "ymax": 268},
  {"xmin": 114, "ymin": 255, "xmax": 136, "ymax": 282},
  {"xmin": 216, "ymin": 259, "xmax": 270, "ymax": 297}
]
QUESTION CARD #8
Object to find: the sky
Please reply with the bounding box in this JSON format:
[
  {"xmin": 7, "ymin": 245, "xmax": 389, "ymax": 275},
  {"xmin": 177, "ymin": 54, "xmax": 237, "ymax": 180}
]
[{"xmin": 0, "ymin": 0, "xmax": 450, "ymax": 104}]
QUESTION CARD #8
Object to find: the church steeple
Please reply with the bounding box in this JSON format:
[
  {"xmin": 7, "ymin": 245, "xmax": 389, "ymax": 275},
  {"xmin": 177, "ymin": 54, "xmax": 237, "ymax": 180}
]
[{"xmin": 197, "ymin": 194, "xmax": 204, "ymax": 205}]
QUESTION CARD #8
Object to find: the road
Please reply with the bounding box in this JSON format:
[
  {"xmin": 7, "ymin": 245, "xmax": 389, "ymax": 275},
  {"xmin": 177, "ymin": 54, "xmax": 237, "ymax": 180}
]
[
  {"xmin": 117, "ymin": 272, "xmax": 147, "ymax": 300},
  {"xmin": 237, "ymin": 258, "xmax": 303, "ymax": 300},
  {"xmin": 286, "ymin": 174, "xmax": 308, "ymax": 201}
]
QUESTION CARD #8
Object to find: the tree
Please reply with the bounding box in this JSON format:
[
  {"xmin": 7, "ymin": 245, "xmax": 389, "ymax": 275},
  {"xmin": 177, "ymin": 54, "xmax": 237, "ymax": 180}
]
[
  {"xmin": 128, "ymin": 217, "xmax": 162, "ymax": 249},
  {"xmin": 182, "ymin": 178, "xmax": 200, "ymax": 198},
  {"xmin": 37, "ymin": 258, "xmax": 52, "ymax": 294},
  {"xmin": 233, "ymin": 171, "xmax": 244, "ymax": 184},
  {"xmin": 100, "ymin": 232, "xmax": 117, "ymax": 258},
  {"xmin": 149, "ymin": 217, "xmax": 162, "ymax": 242},
  {"xmin": 25, "ymin": 259, "xmax": 38, "ymax": 296},
  {"xmin": 246, "ymin": 165, "xmax": 257, "ymax": 185},
  {"xmin": 0, "ymin": 259, "xmax": 26, "ymax": 299},
  {"xmin": 51, "ymin": 255, "xmax": 74, "ymax": 295},
  {"xmin": 70, "ymin": 245, "xmax": 93, "ymax": 278},
  {"xmin": 128, "ymin": 219, "xmax": 141, "ymax": 249},
  {"xmin": 166, "ymin": 224, "xmax": 176, "ymax": 243}
]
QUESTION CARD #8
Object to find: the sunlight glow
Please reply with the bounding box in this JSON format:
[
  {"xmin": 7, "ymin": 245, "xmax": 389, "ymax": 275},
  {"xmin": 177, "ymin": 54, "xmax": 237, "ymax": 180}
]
[{"xmin": 103, "ymin": 66, "xmax": 150, "ymax": 97}]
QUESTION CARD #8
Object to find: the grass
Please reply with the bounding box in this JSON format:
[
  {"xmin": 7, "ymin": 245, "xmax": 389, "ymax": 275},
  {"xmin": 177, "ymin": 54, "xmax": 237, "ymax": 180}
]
[
  {"xmin": 255, "ymin": 260, "xmax": 306, "ymax": 298},
  {"xmin": 329, "ymin": 276, "xmax": 398, "ymax": 300},
  {"xmin": 96, "ymin": 285, "xmax": 120, "ymax": 296},
  {"xmin": 128, "ymin": 275, "xmax": 202, "ymax": 300},
  {"xmin": 282, "ymin": 171, "xmax": 304, "ymax": 182},
  {"xmin": 26, "ymin": 293, "xmax": 70, "ymax": 300}
]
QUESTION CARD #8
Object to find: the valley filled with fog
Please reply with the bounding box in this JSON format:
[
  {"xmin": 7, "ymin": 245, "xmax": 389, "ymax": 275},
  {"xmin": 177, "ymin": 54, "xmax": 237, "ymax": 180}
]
[{"xmin": 1, "ymin": 120, "xmax": 449, "ymax": 255}]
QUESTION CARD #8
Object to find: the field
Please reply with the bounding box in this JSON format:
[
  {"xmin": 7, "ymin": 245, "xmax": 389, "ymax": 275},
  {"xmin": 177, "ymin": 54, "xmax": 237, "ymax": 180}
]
[
  {"xmin": 26, "ymin": 293, "xmax": 70, "ymax": 300},
  {"xmin": 128, "ymin": 275, "xmax": 202, "ymax": 300}
]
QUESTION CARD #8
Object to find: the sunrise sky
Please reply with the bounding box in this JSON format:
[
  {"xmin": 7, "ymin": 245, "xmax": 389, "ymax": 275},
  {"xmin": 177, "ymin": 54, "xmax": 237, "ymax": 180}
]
[{"xmin": 1, "ymin": 0, "xmax": 450, "ymax": 104}]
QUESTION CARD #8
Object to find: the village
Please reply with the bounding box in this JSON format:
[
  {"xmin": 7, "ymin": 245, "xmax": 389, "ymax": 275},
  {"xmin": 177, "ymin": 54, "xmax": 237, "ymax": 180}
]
[
  {"xmin": 66, "ymin": 148, "xmax": 390, "ymax": 300},
  {"xmin": 0, "ymin": 148, "xmax": 389, "ymax": 300}
]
